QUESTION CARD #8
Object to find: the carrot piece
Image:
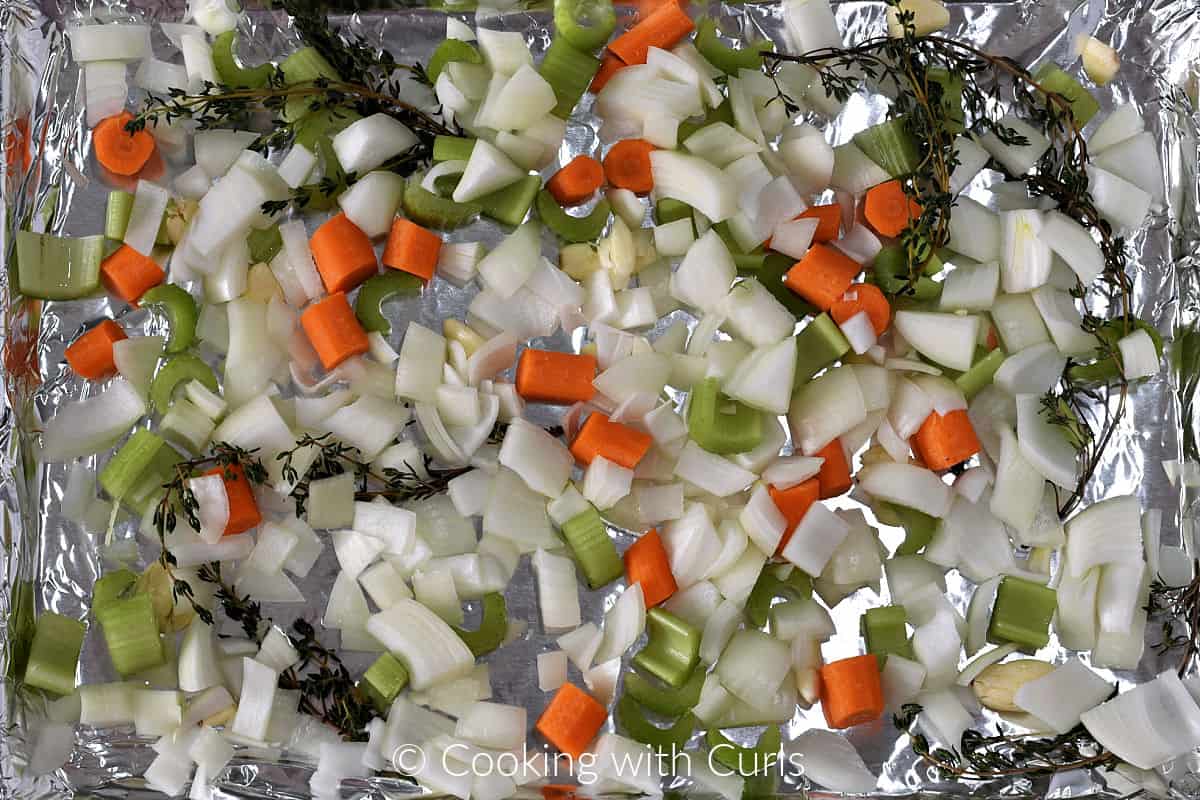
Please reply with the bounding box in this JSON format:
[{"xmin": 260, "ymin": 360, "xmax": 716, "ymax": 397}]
[
  {"xmin": 570, "ymin": 412, "xmax": 653, "ymax": 469},
  {"xmin": 5, "ymin": 116, "xmax": 32, "ymax": 172},
  {"xmin": 769, "ymin": 478, "xmax": 820, "ymax": 555},
  {"xmin": 623, "ymin": 529, "xmax": 678, "ymax": 607},
  {"xmin": 814, "ymin": 439, "xmax": 853, "ymax": 499},
  {"xmin": 608, "ymin": 0, "xmax": 695, "ymax": 65},
  {"xmin": 602, "ymin": 139, "xmax": 656, "ymax": 195},
  {"xmin": 590, "ymin": 52, "xmax": 626, "ymax": 93},
  {"xmin": 92, "ymin": 112, "xmax": 156, "ymax": 176},
  {"xmin": 310, "ymin": 212, "xmax": 379, "ymax": 293},
  {"xmin": 536, "ymin": 682, "xmax": 609, "ymax": 758},
  {"xmin": 830, "ymin": 282, "xmax": 891, "ymax": 336},
  {"xmin": 100, "ymin": 244, "xmax": 165, "ymax": 306},
  {"xmin": 863, "ymin": 180, "xmax": 922, "ymax": 238},
  {"xmin": 985, "ymin": 325, "xmax": 1000, "ymax": 351},
  {"xmin": 546, "ymin": 156, "xmax": 606, "ymax": 207},
  {"xmin": 819, "ymin": 654, "xmax": 884, "ymax": 729},
  {"xmin": 382, "ymin": 218, "xmax": 442, "ymax": 282},
  {"xmin": 65, "ymin": 319, "xmax": 127, "ymax": 380},
  {"xmin": 783, "ymin": 244, "xmax": 863, "ymax": 311},
  {"xmin": 912, "ymin": 409, "xmax": 981, "ymax": 471},
  {"xmin": 300, "ymin": 291, "xmax": 371, "ymax": 370},
  {"xmin": 205, "ymin": 463, "xmax": 262, "ymax": 535},
  {"xmin": 799, "ymin": 203, "xmax": 842, "ymax": 243},
  {"xmin": 516, "ymin": 349, "xmax": 598, "ymax": 404}
]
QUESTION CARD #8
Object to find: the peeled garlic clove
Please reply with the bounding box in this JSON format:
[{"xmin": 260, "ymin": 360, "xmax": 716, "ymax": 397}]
[
  {"xmin": 886, "ymin": 0, "xmax": 952, "ymax": 38},
  {"xmin": 972, "ymin": 658, "xmax": 1056, "ymax": 711},
  {"xmin": 1074, "ymin": 34, "xmax": 1120, "ymax": 86}
]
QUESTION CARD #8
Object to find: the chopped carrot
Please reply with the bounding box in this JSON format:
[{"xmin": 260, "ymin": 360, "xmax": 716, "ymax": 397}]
[
  {"xmin": 769, "ymin": 478, "xmax": 820, "ymax": 555},
  {"xmin": 783, "ymin": 244, "xmax": 863, "ymax": 311},
  {"xmin": 912, "ymin": 410, "xmax": 981, "ymax": 471},
  {"xmin": 5, "ymin": 116, "xmax": 32, "ymax": 172},
  {"xmin": 985, "ymin": 324, "xmax": 1000, "ymax": 351},
  {"xmin": 799, "ymin": 203, "xmax": 842, "ymax": 242},
  {"xmin": 608, "ymin": 0, "xmax": 695, "ymax": 65},
  {"xmin": 516, "ymin": 349, "xmax": 598, "ymax": 405},
  {"xmin": 536, "ymin": 682, "xmax": 609, "ymax": 759},
  {"xmin": 602, "ymin": 139, "xmax": 656, "ymax": 195},
  {"xmin": 590, "ymin": 53, "xmax": 626, "ymax": 93},
  {"xmin": 65, "ymin": 319, "xmax": 127, "ymax": 380},
  {"xmin": 300, "ymin": 291, "xmax": 371, "ymax": 370},
  {"xmin": 830, "ymin": 282, "xmax": 891, "ymax": 336},
  {"xmin": 819, "ymin": 654, "xmax": 884, "ymax": 729},
  {"xmin": 814, "ymin": 439, "xmax": 852, "ymax": 499},
  {"xmin": 310, "ymin": 212, "xmax": 379, "ymax": 294},
  {"xmin": 92, "ymin": 112, "xmax": 156, "ymax": 176},
  {"xmin": 205, "ymin": 463, "xmax": 262, "ymax": 536},
  {"xmin": 546, "ymin": 156, "xmax": 605, "ymax": 207},
  {"xmin": 863, "ymin": 180, "xmax": 922, "ymax": 238},
  {"xmin": 570, "ymin": 412, "xmax": 653, "ymax": 469},
  {"xmin": 100, "ymin": 244, "xmax": 165, "ymax": 306},
  {"xmin": 623, "ymin": 529, "xmax": 678, "ymax": 607},
  {"xmin": 382, "ymin": 218, "xmax": 442, "ymax": 282}
]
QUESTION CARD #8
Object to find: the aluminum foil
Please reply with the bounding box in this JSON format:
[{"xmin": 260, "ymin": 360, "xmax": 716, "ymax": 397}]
[{"xmin": 2, "ymin": 0, "xmax": 1199, "ymax": 798}]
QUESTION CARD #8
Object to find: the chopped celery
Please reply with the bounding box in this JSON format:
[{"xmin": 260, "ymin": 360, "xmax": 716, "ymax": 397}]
[
  {"xmin": 212, "ymin": 30, "xmax": 274, "ymax": 89},
  {"xmin": 537, "ymin": 190, "xmax": 611, "ymax": 243},
  {"xmin": 427, "ymin": 39, "xmax": 483, "ymax": 84},
  {"xmin": 97, "ymin": 593, "xmax": 165, "ymax": 676},
  {"xmin": 853, "ymin": 117, "xmax": 921, "ymax": 177},
  {"xmin": 888, "ymin": 503, "xmax": 939, "ymax": 555},
  {"xmin": 554, "ymin": 0, "xmax": 616, "ymax": 51},
  {"xmin": 280, "ymin": 47, "xmax": 341, "ymax": 121},
  {"xmin": 93, "ymin": 569, "xmax": 138, "ymax": 615},
  {"xmin": 478, "ymin": 175, "xmax": 540, "ymax": 227},
  {"xmin": 988, "ymin": 576, "xmax": 1057, "ymax": 650},
  {"xmin": 745, "ymin": 564, "xmax": 812, "ymax": 628},
  {"xmin": 247, "ymin": 225, "xmax": 283, "ymax": 264},
  {"xmin": 24, "ymin": 612, "xmax": 86, "ymax": 696},
  {"xmin": 125, "ymin": 446, "xmax": 182, "ymax": 512},
  {"xmin": 541, "ymin": 37, "xmax": 600, "ymax": 119},
  {"xmin": 695, "ymin": 18, "xmax": 770, "ymax": 74},
  {"xmin": 624, "ymin": 666, "xmax": 706, "ymax": 716},
  {"xmin": 615, "ymin": 694, "xmax": 696, "ymax": 752},
  {"xmin": 678, "ymin": 99, "xmax": 734, "ymax": 142},
  {"xmin": 150, "ymin": 354, "xmax": 219, "ymax": 414},
  {"xmin": 794, "ymin": 313, "xmax": 851, "ymax": 387},
  {"xmin": 452, "ymin": 593, "xmax": 508, "ymax": 657},
  {"xmin": 361, "ymin": 652, "xmax": 410, "ymax": 713},
  {"xmin": 861, "ymin": 605, "xmax": 914, "ymax": 664},
  {"xmin": 355, "ymin": 272, "xmax": 424, "ymax": 336},
  {"xmin": 161, "ymin": 397, "xmax": 216, "ymax": 454},
  {"xmin": 927, "ymin": 68, "xmax": 965, "ymax": 134},
  {"xmin": 100, "ymin": 430, "xmax": 169, "ymax": 502},
  {"xmin": 433, "ymin": 135, "xmax": 477, "ymax": 164},
  {"xmin": 954, "ymin": 347, "xmax": 1006, "ymax": 400},
  {"xmin": 632, "ymin": 608, "xmax": 701, "ymax": 688},
  {"xmin": 560, "ymin": 505, "xmax": 624, "ymax": 588},
  {"xmin": 1033, "ymin": 63, "xmax": 1100, "ymax": 126},
  {"xmin": 403, "ymin": 175, "xmax": 481, "ymax": 229},
  {"xmin": 706, "ymin": 725, "xmax": 782, "ymax": 775},
  {"xmin": 871, "ymin": 245, "xmax": 942, "ymax": 300},
  {"xmin": 141, "ymin": 284, "xmax": 198, "ymax": 354},
  {"xmin": 105, "ymin": 190, "xmax": 135, "ymax": 240},
  {"xmin": 655, "ymin": 198, "xmax": 693, "ymax": 226},
  {"xmin": 758, "ymin": 253, "xmax": 818, "ymax": 318},
  {"xmin": 15, "ymin": 230, "xmax": 104, "ymax": 300},
  {"xmin": 688, "ymin": 377, "xmax": 764, "ymax": 454},
  {"xmin": 733, "ymin": 252, "xmax": 766, "ymax": 273}
]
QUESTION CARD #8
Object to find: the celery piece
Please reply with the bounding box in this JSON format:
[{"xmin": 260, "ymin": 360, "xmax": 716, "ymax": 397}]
[
  {"xmin": 554, "ymin": 0, "xmax": 616, "ymax": 51},
  {"xmin": 745, "ymin": 564, "xmax": 812, "ymax": 627},
  {"xmin": 955, "ymin": 347, "xmax": 1007, "ymax": 400},
  {"xmin": 105, "ymin": 190, "xmax": 135, "ymax": 240},
  {"xmin": 688, "ymin": 377, "xmax": 764, "ymax": 455},
  {"xmin": 280, "ymin": 47, "xmax": 341, "ymax": 122},
  {"xmin": 871, "ymin": 245, "xmax": 942, "ymax": 300},
  {"xmin": 1033, "ymin": 63, "xmax": 1100, "ymax": 127},
  {"xmin": 744, "ymin": 773, "xmax": 779, "ymax": 798},
  {"xmin": 432, "ymin": 135, "xmax": 477, "ymax": 164},
  {"xmin": 710, "ymin": 220, "xmax": 744, "ymax": 254},
  {"xmin": 632, "ymin": 608, "xmax": 701, "ymax": 688},
  {"xmin": 733, "ymin": 252, "xmax": 766, "ymax": 273},
  {"xmin": 427, "ymin": 39, "xmax": 482, "ymax": 84},
  {"xmin": 141, "ymin": 284, "xmax": 198, "ymax": 354},
  {"xmin": 927, "ymin": 67, "xmax": 965, "ymax": 134},
  {"xmin": 560, "ymin": 506, "xmax": 624, "ymax": 588},
  {"xmin": 862, "ymin": 605, "xmax": 914, "ymax": 665},
  {"xmin": 125, "ymin": 445, "xmax": 182, "ymax": 512},
  {"xmin": 361, "ymin": 652, "xmax": 410, "ymax": 712},
  {"xmin": 292, "ymin": 108, "xmax": 359, "ymax": 152},
  {"xmin": 624, "ymin": 666, "xmax": 706, "ymax": 716},
  {"xmin": 988, "ymin": 576, "xmax": 1057, "ymax": 650},
  {"xmin": 161, "ymin": 397, "xmax": 216, "ymax": 454},
  {"xmin": 15, "ymin": 230, "xmax": 104, "ymax": 300},
  {"xmin": 97, "ymin": 593, "xmax": 165, "ymax": 676},
  {"xmin": 478, "ymin": 174, "xmax": 541, "ymax": 227},
  {"xmin": 151, "ymin": 354, "xmax": 219, "ymax": 414},
  {"xmin": 695, "ymin": 18, "xmax": 770, "ymax": 74},
  {"xmin": 794, "ymin": 313, "xmax": 851, "ymax": 387},
  {"xmin": 24, "ymin": 612, "xmax": 86, "ymax": 696},
  {"xmin": 93, "ymin": 569, "xmax": 138, "ymax": 616},
  {"xmin": 888, "ymin": 503, "xmax": 939, "ymax": 555},
  {"xmin": 247, "ymin": 225, "xmax": 283, "ymax": 264},
  {"xmin": 537, "ymin": 190, "xmax": 611, "ymax": 244},
  {"xmin": 403, "ymin": 175, "xmax": 481, "ymax": 230},
  {"xmin": 616, "ymin": 694, "xmax": 696, "ymax": 752},
  {"xmin": 853, "ymin": 117, "xmax": 921, "ymax": 177},
  {"xmin": 100, "ymin": 430, "xmax": 169, "ymax": 502},
  {"xmin": 678, "ymin": 99, "xmax": 735, "ymax": 142},
  {"xmin": 212, "ymin": 30, "xmax": 273, "ymax": 89},
  {"xmin": 1069, "ymin": 317, "xmax": 1163, "ymax": 384},
  {"xmin": 757, "ymin": 253, "xmax": 818, "ymax": 318},
  {"xmin": 655, "ymin": 198, "xmax": 693, "ymax": 226},
  {"xmin": 706, "ymin": 725, "xmax": 782, "ymax": 775},
  {"xmin": 452, "ymin": 593, "xmax": 508, "ymax": 657},
  {"xmin": 540, "ymin": 37, "xmax": 601, "ymax": 119},
  {"xmin": 355, "ymin": 272, "xmax": 424, "ymax": 336}
]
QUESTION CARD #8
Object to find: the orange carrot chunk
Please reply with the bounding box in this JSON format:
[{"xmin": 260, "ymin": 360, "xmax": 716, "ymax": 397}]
[
  {"xmin": 769, "ymin": 478, "xmax": 820, "ymax": 555},
  {"xmin": 516, "ymin": 349, "xmax": 598, "ymax": 405},
  {"xmin": 206, "ymin": 463, "xmax": 262, "ymax": 535},
  {"xmin": 623, "ymin": 529, "xmax": 678, "ymax": 607},
  {"xmin": 863, "ymin": 180, "xmax": 922, "ymax": 238},
  {"xmin": 382, "ymin": 218, "xmax": 442, "ymax": 282},
  {"xmin": 590, "ymin": 53, "xmax": 626, "ymax": 93},
  {"xmin": 603, "ymin": 139, "xmax": 656, "ymax": 195},
  {"xmin": 830, "ymin": 282, "xmax": 892, "ymax": 336},
  {"xmin": 799, "ymin": 203, "xmax": 843, "ymax": 243},
  {"xmin": 783, "ymin": 244, "xmax": 862, "ymax": 311},
  {"xmin": 570, "ymin": 412, "xmax": 653, "ymax": 469},
  {"xmin": 100, "ymin": 244, "xmax": 165, "ymax": 306},
  {"xmin": 310, "ymin": 212, "xmax": 379, "ymax": 294},
  {"xmin": 546, "ymin": 156, "xmax": 606, "ymax": 207},
  {"xmin": 536, "ymin": 683, "xmax": 609, "ymax": 759},
  {"xmin": 300, "ymin": 291, "xmax": 371, "ymax": 370},
  {"xmin": 608, "ymin": 0, "xmax": 695, "ymax": 65},
  {"xmin": 912, "ymin": 409, "xmax": 981, "ymax": 471},
  {"xmin": 819, "ymin": 654, "xmax": 885, "ymax": 729},
  {"xmin": 92, "ymin": 112, "xmax": 156, "ymax": 176},
  {"xmin": 65, "ymin": 319, "xmax": 127, "ymax": 380},
  {"xmin": 814, "ymin": 439, "xmax": 853, "ymax": 499}
]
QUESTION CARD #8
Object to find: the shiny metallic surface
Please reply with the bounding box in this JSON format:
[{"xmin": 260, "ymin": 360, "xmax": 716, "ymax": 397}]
[{"xmin": 1, "ymin": 0, "xmax": 1199, "ymax": 797}]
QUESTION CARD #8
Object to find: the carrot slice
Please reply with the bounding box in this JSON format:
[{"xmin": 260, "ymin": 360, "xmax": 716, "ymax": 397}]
[
  {"xmin": 602, "ymin": 139, "xmax": 656, "ymax": 195},
  {"xmin": 310, "ymin": 212, "xmax": 379, "ymax": 293},
  {"xmin": 799, "ymin": 203, "xmax": 842, "ymax": 243},
  {"xmin": 590, "ymin": 52, "xmax": 626, "ymax": 93},
  {"xmin": 912, "ymin": 409, "xmax": 981, "ymax": 471},
  {"xmin": 814, "ymin": 439, "xmax": 853, "ymax": 499},
  {"xmin": 100, "ymin": 244, "xmax": 165, "ymax": 306},
  {"xmin": 515, "ymin": 349, "xmax": 598, "ymax": 405},
  {"xmin": 65, "ymin": 319, "xmax": 127, "ymax": 380},
  {"xmin": 536, "ymin": 683, "xmax": 608, "ymax": 758},
  {"xmin": 300, "ymin": 291, "xmax": 371, "ymax": 370},
  {"xmin": 863, "ymin": 180, "xmax": 922, "ymax": 238},
  {"xmin": 783, "ymin": 243, "xmax": 862, "ymax": 311},
  {"xmin": 546, "ymin": 155, "xmax": 605, "ymax": 207},
  {"xmin": 205, "ymin": 463, "xmax": 262, "ymax": 535},
  {"xmin": 382, "ymin": 218, "xmax": 442, "ymax": 282},
  {"xmin": 623, "ymin": 529, "xmax": 678, "ymax": 607},
  {"xmin": 608, "ymin": 0, "xmax": 695, "ymax": 65},
  {"xmin": 570, "ymin": 412, "xmax": 653, "ymax": 469},
  {"xmin": 92, "ymin": 112, "xmax": 156, "ymax": 176},
  {"xmin": 769, "ymin": 478, "xmax": 820, "ymax": 555},
  {"xmin": 819, "ymin": 654, "xmax": 884, "ymax": 729},
  {"xmin": 830, "ymin": 282, "xmax": 891, "ymax": 336}
]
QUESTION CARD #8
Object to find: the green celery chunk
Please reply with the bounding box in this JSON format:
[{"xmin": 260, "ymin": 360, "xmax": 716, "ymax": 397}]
[
  {"xmin": 988, "ymin": 576, "xmax": 1057, "ymax": 650},
  {"xmin": 478, "ymin": 175, "xmax": 540, "ymax": 227},
  {"xmin": 125, "ymin": 446, "xmax": 183, "ymax": 512},
  {"xmin": 24, "ymin": 612, "xmax": 86, "ymax": 696},
  {"xmin": 655, "ymin": 198, "xmax": 693, "ymax": 226},
  {"xmin": 428, "ymin": 39, "xmax": 483, "ymax": 84},
  {"xmin": 794, "ymin": 313, "xmax": 851, "ymax": 387},
  {"xmin": 733, "ymin": 252, "xmax": 766, "ymax": 273},
  {"xmin": 745, "ymin": 564, "xmax": 812, "ymax": 628},
  {"xmin": 212, "ymin": 31, "xmax": 274, "ymax": 89},
  {"xmin": 355, "ymin": 272, "xmax": 424, "ymax": 336},
  {"xmin": 678, "ymin": 99, "xmax": 734, "ymax": 143},
  {"xmin": 537, "ymin": 190, "xmax": 611, "ymax": 243},
  {"xmin": 452, "ymin": 593, "xmax": 508, "ymax": 657},
  {"xmin": 756, "ymin": 253, "xmax": 818, "ymax": 318},
  {"xmin": 361, "ymin": 652, "xmax": 409, "ymax": 713},
  {"xmin": 93, "ymin": 569, "xmax": 138, "ymax": 616},
  {"xmin": 432, "ymin": 135, "xmax": 476, "ymax": 163},
  {"xmin": 100, "ymin": 430, "xmax": 169, "ymax": 502},
  {"xmin": 280, "ymin": 47, "xmax": 341, "ymax": 122},
  {"xmin": 1033, "ymin": 63, "xmax": 1100, "ymax": 126},
  {"xmin": 16, "ymin": 230, "xmax": 104, "ymax": 300},
  {"xmin": 871, "ymin": 245, "xmax": 942, "ymax": 301},
  {"xmin": 632, "ymin": 608, "xmax": 701, "ymax": 688},
  {"xmin": 853, "ymin": 117, "xmax": 921, "ymax": 177},
  {"xmin": 955, "ymin": 347, "xmax": 1006, "ymax": 400},
  {"xmin": 694, "ymin": 18, "xmax": 770, "ymax": 74},
  {"xmin": 97, "ymin": 593, "xmax": 165, "ymax": 677},
  {"xmin": 744, "ymin": 773, "xmax": 779, "ymax": 797},
  {"xmin": 927, "ymin": 67, "xmax": 965, "ymax": 134},
  {"xmin": 560, "ymin": 505, "xmax": 624, "ymax": 588},
  {"xmin": 706, "ymin": 725, "xmax": 782, "ymax": 775},
  {"xmin": 623, "ymin": 666, "xmax": 706, "ymax": 716},
  {"xmin": 105, "ymin": 190, "xmax": 135, "ymax": 240},
  {"xmin": 404, "ymin": 175, "xmax": 481, "ymax": 230},
  {"xmin": 541, "ymin": 37, "xmax": 601, "ymax": 119},
  {"xmin": 615, "ymin": 694, "xmax": 695, "ymax": 752},
  {"xmin": 861, "ymin": 605, "xmax": 914, "ymax": 665},
  {"xmin": 141, "ymin": 284, "xmax": 198, "ymax": 354},
  {"xmin": 1068, "ymin": 318, "xmax": 1163, "ymax": 384},
  {"xmin": 688, "ymin": 377, "xmax": 763, "ymax": 454},
  {"xmin": 161, "ymin": 398, "xmax": 215, "ymax": 454},
  {"xmin": 247, "ymin": 225, "xmax": 283, "ymax": 264},
  {"xmin": 151, "ymin": 354, "xmax": 219, "ymax": 414},
  {"xmin": 553, "ymin": 0, "xmax": 616, "ymax": 51},
  {"xmin": 887, "ymin": 503, "xmax": 939, "ymax": 555}
]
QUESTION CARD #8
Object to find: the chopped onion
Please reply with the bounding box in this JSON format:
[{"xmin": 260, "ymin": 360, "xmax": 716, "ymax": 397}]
[
  {"xmin": 1086, "ymin": 165, "xmax": 1152, "ymax": 231},
  {"xmin": 69, "ymin": 24, "xmax": 150, "ymax": 62},
  {"xmin": 763, "ymin": 456, "xmax": 824, "ymax": 489},
  {"xmin": 716, "ymin": 629, "xmax": 792, "ymax": 707},
  {"xmin": 673, "ymin": 441, "xmax": 756, "ymax": 497},
  {"xmin": 1000, "ymin": 209, "xmax": 1052, "ymax": 293},
  {"xmin": 946, "ymin": 196, "xmax": 1001, "ymax": 264},
  {"xmin": 1015, "ymin": 393, "xmax": 1078, "ymax": 489},
  {"xmin": 338, "ymin": 171, "xmax": 405, "ymax": 238},
  {"xmin": 1014, "ymin": 658, "xmax": 1113, "ymax": 734},
  {"xmin": 771, "ymin": 217, "xmax": 820, "ymax": 259},
  {"xmin": 557, "ymin": 623, "xmax": 603, "ymax": 672},
  {"xmin": 187, "ymin": 474, "xmax": 230, "ymax": 544},
  {"xmin": 1038, "ymin": 210, "xmax": 1104, "ymax": 285},
  {"xmin": 232, "ymin": 657, "xmax": 278, "ymax": 741},
  {"xmin": 476, "ymin": 27, "xmax": 533, "ymax": 75},
  {"xmin": 1081, "ymin": 670, "xmax": 1200, "ymax": 769},
  {"xmin": 453, "ymin": 139, "xmax": 525, "ymax": 204},
  {"xmin": 788, "ymin": 730, "xmax": 877, "ymax": 793},
  {"xmin": 916, "ymin": 687, "xmax": 972, "ymax": 750},
  {"xmin": 333, "ymin": 113, "xmax": 419, "ymax": 175},
  {"xmin": 41, "ymin": 378, "xmax": 146, "ymax": 462},
  {"xmin": 367, "ymin": 599, "xmax": 474, "ymax": 690},
  {"xmin": 1118, "ymin": 328, "xmax": 1160, "ymax": 379},
  {"xmin": 483, "ymin": 468, "xmax": 559, "ymax": 551},
  {"xmin": 859, "ymin": 462, "xmax": 953, "ymax": 518},
  {"xmin": 595, "ymin": 583, "xmax": 646, "ymax": 663},
  {"xmin": 881, "ymin": 654, "xmax": 926, "ymax": 711},
  {"xmin": 780, "ymin": 500, "xmax": 850, "ymax": 575},
  {"xmin": 651, "ymin": 151, "xmax": 737, "ymax": 223},
  {"xmin": 788, "ymin": 364, "xmax": 867, "ymax": 455},
  {"xmin": 194, "ymin": 130, "xmax": 257, "ymax": 179},
  {"xmin": 661, "ymin": 502, "xmax": 723, "ymax": 589},
  {"xmin": 893, "ymin": 310, "xmax": 979, "ymax": 371},
  {"xmin": 1089, "ymin": 105, "xmax": 1144, "ymax": 153}
]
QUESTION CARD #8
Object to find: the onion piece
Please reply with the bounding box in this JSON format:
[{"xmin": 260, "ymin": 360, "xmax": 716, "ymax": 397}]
[
  {"xmin": 716, "ymin": 629, "xmax": 792, "ymax": 707},
  {"xmin": 859, "ymin": 462, "xmax": 953, "ymax": 518},
  {"xmin": 453, "ymin": 139, "xmax": 525, "ymax": 204},
  {"xmin": 916, "ymin": 688, "xmax": 972, "ymax": 750},
  {"xmin": 595, "ymin": 583, "xmax": 646, "ymax": 664},
  {"xmin": 1014, "ymin": 657, "xmax": 1113, "ymax": 734},
  {"xmin": 881, "ymin": 654, "xmax": 926, "ymax": 711},
  {"xmin": 367, "ymin": 598, "xmax": 474, "ymax": 690},
  {"xmin": 69, "ymin": 24, "xmax": 150, "ymax": 62},
  {"xmin": 41, "ymin": 378, "xmax": 146, "ymax": 462},
  {"xmin": 788, "ymin": 730, "xmax": 877, "ymax": 793},
  {"xmin": 338, "ymin": 171, "xmax": 405, "ymax": 238},
  {"xmin": 673, "ymin": 441, "xmax": 756, "ymax": 497},
  {"xmin": 651, "ymin": 151, "xmax": 738, "ymax": 223},
  {"xmin": 333, "ymin": 113, "xmax": 419, "ymax": 175},
  {"xmin": 557, "ymin": 623, "xmax": 603, "ymax": 672},
  {"xmin": 1081, "ymin": 670, "xmax": 1200, "ymax": 769},
  {"xmin": 789, "ymin": 364, "xmax": 867, "ymax": 455},
  {"xmin": 187, "ymin": 474, "xmax": 230, "ymax": 545}
]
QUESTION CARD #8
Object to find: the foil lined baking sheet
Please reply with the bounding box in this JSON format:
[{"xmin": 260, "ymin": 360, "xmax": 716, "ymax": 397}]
[{"xmin": 1, "ymin": 0, "xmax": 1199, "ymax": 797}]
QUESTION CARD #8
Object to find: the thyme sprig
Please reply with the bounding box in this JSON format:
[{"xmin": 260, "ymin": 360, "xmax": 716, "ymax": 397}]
[{"xmin": 1147, "ymin": 565, "xmax": 1200, "ymax": 676}]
